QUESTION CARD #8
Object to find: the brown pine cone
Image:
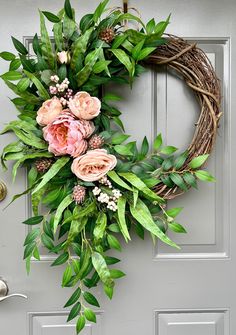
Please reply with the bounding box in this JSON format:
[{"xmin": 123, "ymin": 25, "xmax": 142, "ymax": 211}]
[
  {"xmin": 35, "ymin": 158, "xmax": 53, "ymax": 173},
  {"xmin": 88, "ymin": 134, "xmax": 104, "ymax": 150},
  {"xmin": 72, "ymin": 185, "xmax": 86, "ymax": 204},
  {"xmin": 99, "ymin": 28, "xmax": 115, "ymax": 43}
]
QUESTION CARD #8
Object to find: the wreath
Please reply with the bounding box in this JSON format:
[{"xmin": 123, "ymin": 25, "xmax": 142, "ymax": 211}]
[{"xmin": 0, "ymin": 0, "xmax": 221, "ymax": 333}]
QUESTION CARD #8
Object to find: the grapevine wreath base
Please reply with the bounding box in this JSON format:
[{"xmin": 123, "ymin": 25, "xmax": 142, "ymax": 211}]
[
  {"xmin": 146, "ymin": 35, "xmax": 222, "ymax": 199},
  {"xmin": 0, "ymin": 0, "xmax": 221, "ymax": 333}
]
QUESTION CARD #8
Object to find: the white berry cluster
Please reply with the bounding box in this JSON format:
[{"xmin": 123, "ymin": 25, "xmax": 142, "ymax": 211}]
[
  {"xmin": 92, "ymin": 178, "xmax": 122, "ymax": 212},
  {"xmin": 49, "ymin": 76, "xmax": 70, "ymax": 95}
]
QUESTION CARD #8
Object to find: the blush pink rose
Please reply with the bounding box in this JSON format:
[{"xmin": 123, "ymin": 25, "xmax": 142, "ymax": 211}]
[
  {"xmin": 71, "ymin": 149, "xmax": 117, "ymax": 181},
  {"xmin": 36, "ymin": 97, "xmax": 63, "ymax": 126},
  {"xmin": 57, "ymin": 51, "xmax": 70, "ymax": 64},
  {"xmin": 68, "ymin": 91, "xmax": 101, "ymax": 120},
  {"xmin": 43, "ymin": 111, "xmax": 95, "ymax": 157}
]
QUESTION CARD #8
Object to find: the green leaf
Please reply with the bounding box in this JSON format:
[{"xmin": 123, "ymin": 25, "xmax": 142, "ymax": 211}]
[
  {"xmin": 160, "ymin": 146, "xmax": 178, "ymax": 155},
  {"xmin": 0, "ymin": 51, "xmax": 15, "ymax": 61},
  {"xmin": 53, "ymin": 194, "xmax": 73, "ymax": 233},
  {"xmin": 67, "ymin": 302, "xmax": 81, "ymax": 322},
  {"xmin": 93, "ymin": 0, "xmax": 109, "ymax": 23},
  {"xmin": 42, "ymin": 11, "xmax": 61, "ymax": 23},
  {"xmin": 169, "ymin": 222, "xmax": 187, "ymax": 233},
  {"xmin": 1, "ymin": 71, "xmax": 22, "ymax": 81},
  {"xmin": 23, "ymin": 242, "xmax": 36, "ymax": 259},
  {"xmin": 110, "ymin": 49, "xmax": 134, "ymax": 76},
  {"xmin": 111, "ymin": 133, "xmax": 130, "ymax": 145},
  {"xmin": 17, "ymin": 77, "xmax": 30, "ymax": 92},
  {"xmin": 20, "ymin": 55, "xmax": 35, "ymax": 72},
  {"xmin": 114, "ymin": 13, "xmax": 145, "ymax": 28},
  {"xmin": 11, "ymin": 36, "xmax": 28, "ymax": 55},
  {"xmin": 80, "ymin": 13, "xmax": 94, "ymax": 33},
  {"xmin": 24, "ymin": 228, "xmax": 40, "ymax": 246},
  {"xmin": 62, "ymin": 265, "xmax": 73, "ymax": 287},
  {"xmin": 41, "ymin": 233, "xmax": 54, "ymax": 250},
  {"xmin": 119, "ymin": 172, "xmax": 163, "ymax": 202},
  {"xmin": 112, "ymin": 34, "xmax": 127, "ymax": 49},
  {"xmin": 103, "ymin": 284, "xmax": 113, "ymax": 299},
  {"xmin": 117, "ymin": 197, "xmax": 130, "ymax": 242},
  {"xmin": 136, "ymin": 47, "xmax": 156, "ymax": 61},
  {"xmin": 1, "ymin": 121, "xmax": 47, "ymax": 150},
  {"xmin": 94, "ymin": 212, "xmax": 107, "ymax": 240},
  {"xmin": 132, "ymin": 187, "xmax": 139, "ymax": 207},
  {"xmin": 113, "ymin": 116, "xmax": 125, "ymax": 131},
  {"xmin": 32, "ymin": 157, "xmax": 70, "ymax": 194},
  {"xmin": 64, "ymin": 287, "xmax": 81, "ymax": 307},
  {"xmin": 28, "ymin": 166, "xmax": 38, "ymax": 188},
  {"xmin": 131, "ymin": 40, "xmax": 145, "ymax": 60},
  {"xmin": 53, "ymin": 22, "xmax": 64, "ymax": 51},
  {"xmin": 64, "ymin": 0, "xmax": 73, "ymax": 19},
  {"xmin": 84, "ymin": 308, "xmax": 96, "ymax": 323},
  {"xmin": 153, "ymin": 133, "xmax": 162, "ymax": 151},
  {"xmin": 24, "ymin": 70, "xmax": 50, "ymax": 100},
  {"xmin": 40, "ymin": 11, "xmax": 55, "ymax": 69},
  {"xmin": 146, "ymin": 18, "xmax": 156, "ymax": 34},
  {"xmin": 114, "ymin": 144, "xmax": 133, "ymax": 156},
  {"xmin": 63, "ymin": 14, "xmax": 76, "ymax": 39},
  {"xmin": 189, "ymin": 154, "xmax": 209, "ymax": 169},
  {"xmin": 93, "ymin": 60, "xmax": 111, "ymax": 74},
  {"xmin": 162, "ymin": 157, "xmax": 173, "ymax": 171},
  {"xmin": 183, "ymin": 172, "xmax": 197, "ymax": 188},
  {"xmin": 104, "ymin": 256, "xmax": 120, "ymax": 265},
  {"xmin": 22, "ymin": 215, "xmax": 43, "ymax": 225},
  {"xmin": 91, "ymin": 252, "xmax": 114, "ymax": 288},
  {"xmin": 110, "ymin": 269, "xmax": 126, "ymax": 279},
  {"xmin": 166, "ymin": 207, "xmax": 183, "ymax": 218},
  {"xmin": 51, "ymin": 252, "xmax": 69, "ymax": 266},
  {"xmin": 107, "ymin": 234, "xmax": 122, "ymax": 251},
  {"xmin": 195, "ymin": 170, "xmax": 216, "ymax": 182},
  {"xmin": 169, "ymin": 173, "xmax": 188, "ymax": 191},
  {"xmin": 140, "ymin": 136, "xmax": 149, "ymax": 157},
  {"xmin": 9, "ymin": 59, "xmax": 21, "ymax": 71},
  {"xmin": 33, "ymin": 34, "xmax": 42, "ymax": 55},
  {"xmin": 130, "ymin": 198, "xmax": 180, "ymax": 249},
  {"xmin": 83, "ymin": 291, "xmax": 100, "ymax": 307},
  {"xmin": 76, "ymin": 315, "xmax": 86, "ymax": 334},
  {"xmin": 4, "ymin": 80, "xmax": 39, "ymax": 104},
  {"xmin": 103, "ymin": 93, "xmax": 121, "ymax": 102},
  {"xmin": 174, "ymin": 151, "xmax": 188, "ymax": 169},
  {"xmin": 154, "ymin": 14, "xmax": 171, "ymax": 36},
  {"xmin": 76, "ymin": 46, "xmax": 102, "ymax": 86},
  {"xmin": 71, "ymin": 28, "xmax": 93, "ymax": 71},
  {"xmin": 33, "ymin": 246, "xmax": 40, "ymax": 261}
]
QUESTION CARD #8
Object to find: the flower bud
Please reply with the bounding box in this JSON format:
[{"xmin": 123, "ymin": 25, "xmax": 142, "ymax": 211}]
[{"xmin": 57, "ymin": 51, "xmax": 71, "ymax": 64}]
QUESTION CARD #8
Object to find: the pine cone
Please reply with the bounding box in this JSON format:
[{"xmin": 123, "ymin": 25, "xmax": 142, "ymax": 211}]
[
  {"xmin": 88, "ymin": 134, "xmax": 104, "ymax": 150},
  {"xmin": 99, "ymin": 28, "xmax": 115, "ymax": 43},
  {"xmin": 35, "ymin": 158, "xmax": 53, "ymax": 173},
  {"xmin": 73, "ymin": 185, "xmax": 86, "ymax": 204}
]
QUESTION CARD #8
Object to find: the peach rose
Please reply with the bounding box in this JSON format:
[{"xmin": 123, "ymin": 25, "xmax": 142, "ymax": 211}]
[
  {"xmin": 68, "ymin": 91, "xmax": 101, "ymax": 120},
  {"xmin": 43, "ymin": 111, "xmax": 95, "ymax": 157},
  {"xmin": 36, "ymin": 97, "xmax": 63, "ymax": 126},
  {"xmin": 71, "ymin": 149, "xmax": 117, "ymax": 181}
]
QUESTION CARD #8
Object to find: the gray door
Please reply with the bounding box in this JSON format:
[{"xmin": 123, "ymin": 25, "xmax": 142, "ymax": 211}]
[{"xmin": 0, "ymin": 0, "xmax": 234, "ymax": 334}]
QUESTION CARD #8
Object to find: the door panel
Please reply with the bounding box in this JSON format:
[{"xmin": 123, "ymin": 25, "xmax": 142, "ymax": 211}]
[{"xmin": 0, "ymin": 1, "xmax": 235, "ymax": 334}]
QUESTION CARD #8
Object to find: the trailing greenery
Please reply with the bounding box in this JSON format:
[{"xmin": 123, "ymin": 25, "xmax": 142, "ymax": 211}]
[{"xmin": 0, "ymin": 0, "xmax": 216, "ymax": 333}]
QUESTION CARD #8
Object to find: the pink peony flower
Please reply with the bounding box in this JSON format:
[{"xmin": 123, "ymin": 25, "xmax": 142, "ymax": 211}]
[
  {"xmin": 71, "ymin": 149, "xmax": 117, "ymax": 182},
  {"xmin": 68, "ymin": 91, "xmax": 101, "ymax": 120},
  {"xmin": 43, "ymin": 111, "xmax": 95, "ymax": 157},
  {"xmin": 36, "ymin": 97, "xmax": 63, "ymax": 126}
]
